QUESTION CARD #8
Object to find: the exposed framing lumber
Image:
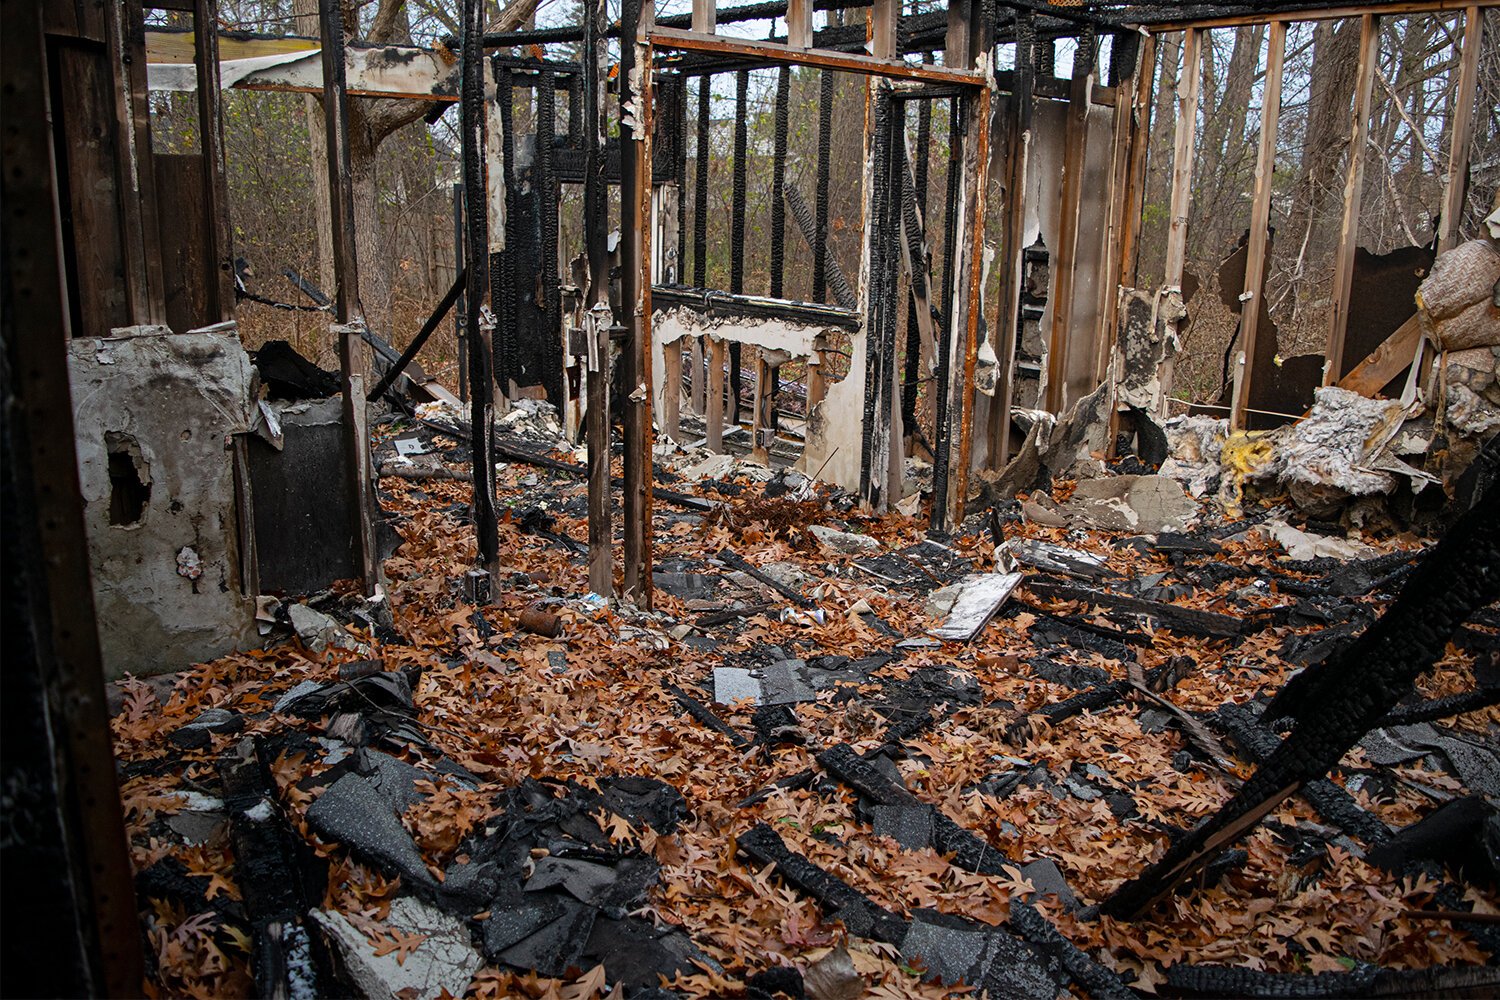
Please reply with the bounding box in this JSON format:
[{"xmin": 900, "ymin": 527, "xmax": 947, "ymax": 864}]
[
  {"xmin": 112, "ymin": 0, "xmax": 167, "ymax": 325},
  {"xmin": 1325, "ymin": 12, "xmax": 1380, "ymax": 384},
  {"xmin": 1098, "ymin": 32, "xmax": 1154, "ymax": 387},
  {"xmin": 1231, "ymin": 20, "xmax": 1286, "ymax": 432},
  {"xmin": 1157, "ymin": 27, "xmax": 1203, "ymax": 416},
  {"xmin": 692, "ymin": 0, "xmax": 717, "ymax": 34},
  {"xmin": 871, "ymin": 0, "xmax": 899, "ymax": 61},
  {"xmin": 949, "ymin": 87, "xmax": 991, "ymax": 528},
  {"xmin": 648, "ymin": 27, "xmax": 985, "ymax": 85},
  {"xmin": 195, "ymin": 0, "xmax": 236, "ymax": 322},
  {"xmin": 787, "ymin": 0, "xmax": 814, "ymax": 49},
  {"xmin": 1044, "ymin": 39, "xmax": 1093, "ymax": 414},
  {"xmin": 1142, "ymin": 1, "xmax": 1477, "ymax": 32},
  {"xmin": 622, "ymin": 0, "xmax": 657, "ymax": 605},
  {"xmin": 320, "ymin": 0, "xmax": 380, "ymax": 594},
  {"xmin": 707, "ymin": 337, "xmax": 727, "ymax": 452},
  {"xmin": 1437, "ymin": 4, "xmax": 1483, "ymax": 253},
  {"xmin": 991, "ymin": 16, "xmax": 1036, "ymax": 467},
  {"xmin": 1336, "ymin": 313, "xmax": 1423, "ymax": 398}
]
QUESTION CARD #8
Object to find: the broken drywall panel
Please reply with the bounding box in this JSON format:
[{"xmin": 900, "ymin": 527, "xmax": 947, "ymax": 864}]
[
  {"xmin": 1057, "ymin": 102, "xmax": 1114, "ymax": 409},
  {"xmin": 651, "ymin": 306, "xmax": 834, "ymax": 460},
  {"xmin": 69, "ymin": 329, "xmax": 260, "ymax": 678},
  {"xmin": 1113, "ymin": 288, "xmax": 1186, "ymax": 414},
  {"xmin": 928, "ymin": 572, "xmax": 1024, "ymax": 643},
  {"xmin": 799, "ymin": 331, "xmax": 869, "ymax": 495}
]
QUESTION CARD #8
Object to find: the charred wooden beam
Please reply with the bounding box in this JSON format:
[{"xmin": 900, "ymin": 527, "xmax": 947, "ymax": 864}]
[
  {"xmin": 220, "ymin": 737, "xmax": 323, "ymax": 998},
  {"xmin": 1103, "ymin": 489, "xmax": 1500, "ymax": 918},
  {"xmin": 460, "ymin": 0, "xmax": 499, "ymax": 594},
  {"xmin": 736, "ymin": 824, "xmax": 909, "ymax": 944},
  {"xmin": 365, "ymin": 268, "xmax": 466, "ymax": 402},
  {"xmin": 1024, "ymin": 578, "xmax": 1252, "ymax": 640}
]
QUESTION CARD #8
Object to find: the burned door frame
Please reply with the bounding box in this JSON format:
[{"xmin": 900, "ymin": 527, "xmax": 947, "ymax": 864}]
[{"xmin": 642, "ymin": 0, "xmax": 995, "ymax": 532}]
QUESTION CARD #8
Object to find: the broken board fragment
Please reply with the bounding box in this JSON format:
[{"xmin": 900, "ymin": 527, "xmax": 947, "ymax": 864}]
[{"xmin": 928, "ymin": 573, "xmax": 1023, "ymax": 642}]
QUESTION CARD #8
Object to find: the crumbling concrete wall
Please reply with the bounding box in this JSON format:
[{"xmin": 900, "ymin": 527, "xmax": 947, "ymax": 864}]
[{"xmin": 69, "ymin": 327, "xmax": 259, "ymax": 678}]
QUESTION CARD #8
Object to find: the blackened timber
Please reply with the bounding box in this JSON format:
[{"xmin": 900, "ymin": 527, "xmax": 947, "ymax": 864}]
[
  {"xmin": 785, "ymin": 184, "xmax": 857, "ymax": 311},
  {"xmin": 1103, "ymin": 489, "xmax": 1500, "ymax": 919},
  {"xmin": 1024, "ymin": 578, "xmax": 1251, "ymax": 640},
  {"xmin": 728, "ymin": 69, "xmax": 750, "ymax": 426},
  {"xmin": 583, "ymin": 0, "xmax": 612, "ymax": 596},
  {"xmin": 717, "ymin": 547, "xmax": 815, "ymax": 606},
  {"xmin": 461, "ymin": 0, "xmax": 499, "ymax": 590},
  {"xmin": 769, "ymin": 65, "xmax": 790, "ymax": 300},
  {"xmin": 928, "ymin": 96, "xmax": 961, "ymax": 522},
  {"xmin": 366, "ymin": 267, "xmax": 467, "ymax": 402},
  {"xmin": 1378, "ymin": 686, "xmax": 1500, "ymax": 728},
  {"xmin": 494, "ymin": 66, "xmax": 520, "ymax": 392},
  {"xmin": 618, "ymin": 0, "xmax": 653, "ymax": 603},
  {"xmin": 537, "ymin": 73, "xmax": 564, "ymax": 408},
  {"xmin": 693, "ymin": 76, "xmax": 710, "ymax": 288},
  {"xmin": 664, "ymin": 682, "xmax": 752, "ymax": 749},
  {"xmin": 220, "ymin": 737, "xmax": 323, "ymax": 998},
  {"xmin": 320, "ymin": 0, "xmax": 379, "ymax": 594},
  {"xmin": 1008, "ymin": 901, "xmax": 1134, "ymax": 1000},
  {"xmin": 1214, "ymin": 703, "xmax": 1392, "ymax": 847},
  {"xmin": 818, "ymin": 744, "xmax": 1013, "ymax": 875},
  {"xmin": 901, "ymin": 83, "xmax": 932, "ymax": 435},
  {"xmin": 812, "ymin": 70, "xmax": 834, "ymax": 304},
  {"xmin": 736, "ymin": 824, "xmax": 909, "ymax": 943}
]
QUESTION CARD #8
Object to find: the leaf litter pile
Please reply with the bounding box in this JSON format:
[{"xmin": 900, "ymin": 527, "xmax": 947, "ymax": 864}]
[{"xmin": 112, "ymin": 424, "xmax": 1500, "ymax": 999}]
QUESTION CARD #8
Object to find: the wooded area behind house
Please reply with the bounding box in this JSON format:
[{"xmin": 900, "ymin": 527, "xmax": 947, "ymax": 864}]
[{"xmin": 166, "ymin": 2, "xmax": 1498, "ymax": 407}]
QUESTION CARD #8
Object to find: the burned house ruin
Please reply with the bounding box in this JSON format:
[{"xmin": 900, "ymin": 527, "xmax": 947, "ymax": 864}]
[{"xmin": 4, "ymin": 0, "xmax": 1499, "ymax": 997}]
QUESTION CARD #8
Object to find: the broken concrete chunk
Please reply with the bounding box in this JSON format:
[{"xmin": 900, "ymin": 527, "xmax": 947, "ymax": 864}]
[
  {"xmin": 928, "ymin": 573, "xmax": 1023, "ymax": 643},
  {"xmin": 1063, "ymin": 475, "xmax": 1197, "ymax": 534},
  {"xmin": 810, "ymin": 524, "xmax": 883, "ymax": 555},
  {"xmin": 288, "ymin": 602, "xmax": 370, "ymax": 654},
  {"xmin": 313, "ymin": 897, "xmax": 482, "ymax": 1000}
]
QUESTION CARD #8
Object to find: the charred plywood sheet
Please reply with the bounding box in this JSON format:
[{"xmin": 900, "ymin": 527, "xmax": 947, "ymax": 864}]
[
  {"xmin": 68, "ymin": 328, "xmax": 259, "ymax": 678},
  {"xmin": 245, "ymin": 397, "xmax": 359, "ymax": 596}
]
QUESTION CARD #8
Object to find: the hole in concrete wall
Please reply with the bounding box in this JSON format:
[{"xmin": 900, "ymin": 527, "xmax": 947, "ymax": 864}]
[{"xmin": 106, "ymin": 432, "xmax": 151, "ymax": 527}]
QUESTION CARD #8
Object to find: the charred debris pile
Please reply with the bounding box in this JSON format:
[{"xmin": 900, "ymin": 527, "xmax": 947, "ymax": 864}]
[{"xmin": 112, "ymin": 358, "xmax": 1499, "ymax": 999}]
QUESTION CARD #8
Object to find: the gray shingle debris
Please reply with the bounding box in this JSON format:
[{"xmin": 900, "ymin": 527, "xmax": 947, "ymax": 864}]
[
  {"xmin": 761, "ymin": 659, "xmax": 817, "ymax": 705},
  {"xmin": 872, "ymin": 805, "xmax": 933, "ymax": 850},
  {"xmin": 525, "ymin": 856, "xmax": 660, "ymax": 916},
  {"xmin": 312, "ymin": 897, "xmax": 482, "ymax": 1000},
  {"xmin": 712, "ymin": 666, "xmax": 762, "ymax": 706},
  {"xmin": 304, "ymin": 773, "xmax": 437, "ymax": 891}
]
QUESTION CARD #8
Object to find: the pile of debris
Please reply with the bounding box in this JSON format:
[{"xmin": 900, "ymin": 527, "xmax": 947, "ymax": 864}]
[{"xmin": 112, "ymin": 381, "xmax": 1498, "ymax": 998}]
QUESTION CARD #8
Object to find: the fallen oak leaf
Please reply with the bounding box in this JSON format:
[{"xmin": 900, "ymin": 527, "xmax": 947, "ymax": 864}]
[{"xmin": 371, "ymin": 929, "xmax": 427, "ymax": 966}]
